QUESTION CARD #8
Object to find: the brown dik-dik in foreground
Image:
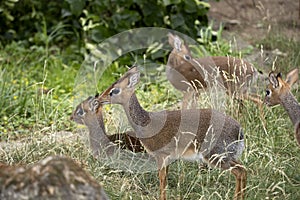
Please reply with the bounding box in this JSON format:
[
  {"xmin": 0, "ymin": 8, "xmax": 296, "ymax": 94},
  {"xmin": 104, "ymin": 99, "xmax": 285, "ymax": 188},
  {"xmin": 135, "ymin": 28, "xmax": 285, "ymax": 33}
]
[
  {"xmin": 71, "ymin": 96, "xmax": 144, "ymax": 156},
  {"xmin": 0, "ymin": 156, "xmax": 109, "ymax": 200},
  {"xmin": 99, "ymin": 66, "xmax": 247, "ymax": 200},
  {"xmin": 264, "ymin": 68, "xmax": 300, "ymax": 146},
  {"xmin": 167, "ymin": 33, "xmax": 262, "ymax": 108}
]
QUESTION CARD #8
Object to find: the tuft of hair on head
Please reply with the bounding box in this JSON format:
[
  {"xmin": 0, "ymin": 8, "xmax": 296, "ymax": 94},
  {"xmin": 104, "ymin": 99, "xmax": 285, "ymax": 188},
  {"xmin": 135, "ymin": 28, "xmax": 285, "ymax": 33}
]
[{"xmin": 276, "ymin": 73, "xmax": 282, "ymax": 79}]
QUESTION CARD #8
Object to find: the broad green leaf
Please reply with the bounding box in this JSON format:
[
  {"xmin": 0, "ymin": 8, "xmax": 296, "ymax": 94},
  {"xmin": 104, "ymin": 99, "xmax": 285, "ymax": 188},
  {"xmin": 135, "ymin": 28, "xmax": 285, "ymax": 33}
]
[
  {"xmin": 162, "ymin": 0, "xmax": 181, "ymax": 6},
  {"xmin": 65, "ymin": 0, "xmax": 85, "ymax": 17},
  {"xmin": 170, "ymin": 13, "xmax": 185, "ymax": 28}
]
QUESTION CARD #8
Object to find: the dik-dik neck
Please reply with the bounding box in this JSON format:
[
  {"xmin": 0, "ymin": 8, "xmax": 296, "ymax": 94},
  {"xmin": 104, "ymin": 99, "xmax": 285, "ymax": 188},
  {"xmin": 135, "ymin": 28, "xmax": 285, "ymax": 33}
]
[
  {"xmin": 280, "ymin": 91, "xmax": 300, "ymax": 126},
  {"xmin": 124, "ymin": 93, "xmax": 151, "ymax": 127},
  {"xmin": 86, "ymin": 114, "xmax": 116, "ymax": 156},
  {"xmin": 168, "ymin": 51, "xmax": 181, "ymax": 66}
]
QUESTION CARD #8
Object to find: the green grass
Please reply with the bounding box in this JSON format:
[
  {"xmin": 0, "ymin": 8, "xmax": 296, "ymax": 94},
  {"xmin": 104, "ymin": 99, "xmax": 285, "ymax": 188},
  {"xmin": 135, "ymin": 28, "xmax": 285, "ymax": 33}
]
[
  {"xmin": 0, "ymin": 42, "xmax": 81, "ymax": 138},
  {"xmin": 0, "ymin": 32, "xmax": 300, "ymax": 199},
  {"xmin": 257, "ymin": 33, "xmax": 300, "ymax": 73}
]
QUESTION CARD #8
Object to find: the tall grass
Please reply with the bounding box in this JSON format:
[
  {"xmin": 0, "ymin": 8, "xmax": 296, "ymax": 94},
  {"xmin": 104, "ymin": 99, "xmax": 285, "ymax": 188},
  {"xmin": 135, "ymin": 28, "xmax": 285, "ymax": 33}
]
[
  {"xmin": 0, "ymin": 31, "xmax": 300, "ymax": 199},
  {"xmin": 0, "ymin": 42, "xmax": 80, "ymax": 138}
]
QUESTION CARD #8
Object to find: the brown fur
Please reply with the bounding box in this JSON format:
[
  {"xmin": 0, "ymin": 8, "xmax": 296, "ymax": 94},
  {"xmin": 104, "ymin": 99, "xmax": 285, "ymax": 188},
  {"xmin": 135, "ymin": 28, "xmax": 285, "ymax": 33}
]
[
  {"xmin": 264, "ymin": 69, "xmax": 300, "ymax": 147},
  {"xmin": 167, "ymin": 33, "xmax": 261, "ymax": 107},
  {"xmin": 71, "ymin": 96, "xmax": 144, "ymax": 154},
  {"xmin": 99, "ymin": 66, "xmax": 247, "ymax": 200}
]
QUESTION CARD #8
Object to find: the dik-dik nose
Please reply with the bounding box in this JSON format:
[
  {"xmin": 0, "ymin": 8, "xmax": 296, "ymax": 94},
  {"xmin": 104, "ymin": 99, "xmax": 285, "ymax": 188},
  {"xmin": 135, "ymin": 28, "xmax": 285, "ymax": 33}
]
[{"xmin": 97, "ymin": 93, "xmax": 111, "ymax": 104}]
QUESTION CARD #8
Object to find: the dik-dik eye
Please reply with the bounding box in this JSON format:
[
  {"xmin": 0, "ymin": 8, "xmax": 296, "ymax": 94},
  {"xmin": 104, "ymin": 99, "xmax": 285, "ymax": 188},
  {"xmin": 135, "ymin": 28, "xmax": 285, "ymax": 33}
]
[
  {"xmin": 265, "ymin": 89, "xmax": 272, "ymax": 97},
  {"xmin": 109, "ymin": 88, "xmax": 121, "ymax": 96},
  {"xmin": 184, "ymin": 55, "xmax": 191, "ymax": 61},
  {"xmin": 76, "ymin": 108, "xmax": 85, "ymax": 117}
]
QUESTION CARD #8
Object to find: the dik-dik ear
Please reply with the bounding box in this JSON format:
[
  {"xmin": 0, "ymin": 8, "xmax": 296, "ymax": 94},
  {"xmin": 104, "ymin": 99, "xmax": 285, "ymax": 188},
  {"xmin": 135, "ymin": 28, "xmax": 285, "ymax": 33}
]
[
  {"xmin": 168, "ymin": 33, "xmax": 191, "ymax": 58},
  {"xmin": 89, "ymin": 98, "xmax": 100, "ymax": 113},
  {"xmin": 168, "ymin": 32, "xmax": 182, "ymax": 51},
  {"xmin": 269, "ymin": 72, "xmax": 280, "ymax": 88},
  {"xmin": 127, "ymin": 71, "xmax": 140, "ymax": 88},
  {"xmin": 285, "ymin": 68, "xmax": 299, "ymax": 87}
]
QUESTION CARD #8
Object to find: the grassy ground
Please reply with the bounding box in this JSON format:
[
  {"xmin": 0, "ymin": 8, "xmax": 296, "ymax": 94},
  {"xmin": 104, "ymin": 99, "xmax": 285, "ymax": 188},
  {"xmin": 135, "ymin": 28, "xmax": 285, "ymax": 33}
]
[{"xmin": 0, "ymin": 32, "xmax": 300, "ymax": 199}]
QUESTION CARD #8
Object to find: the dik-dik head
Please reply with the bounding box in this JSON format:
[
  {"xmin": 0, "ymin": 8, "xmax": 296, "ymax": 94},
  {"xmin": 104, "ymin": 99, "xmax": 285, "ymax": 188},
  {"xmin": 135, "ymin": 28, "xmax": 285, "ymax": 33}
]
[
  {"xmin": 264, "ymin": 68, "xmax": 299, "ymax": 106},
  {"xmin": 168, "ymin": 33, "xmax": 193, "ymax": 65},
  {"xmin": 71, "ymin": 95, "xmax": 101, "ymax": 125},
  {"xmin": 99, "ymin": 67, "xmax": 140, "ymax": 105}
]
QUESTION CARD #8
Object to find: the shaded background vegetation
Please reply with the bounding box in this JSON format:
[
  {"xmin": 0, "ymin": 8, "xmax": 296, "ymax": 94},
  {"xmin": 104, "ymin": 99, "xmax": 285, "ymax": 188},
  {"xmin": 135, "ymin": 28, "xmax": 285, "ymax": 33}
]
[
  {"xmin": 0, "ymin": 0, "xmax": 214, "ymax": 135},
  {"xmin": 0, "ymin": 0, "xmax": 210, "ymax": 48}
]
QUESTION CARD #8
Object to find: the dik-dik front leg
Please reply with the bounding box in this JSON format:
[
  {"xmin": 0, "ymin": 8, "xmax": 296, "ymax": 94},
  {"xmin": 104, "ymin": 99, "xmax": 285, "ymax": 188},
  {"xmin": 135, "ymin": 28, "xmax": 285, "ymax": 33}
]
[
  {"xmin": 158, "ymin": 166, "xmax": 169, "ymax": 200},
  {"xmin": 157, "ymin": 156, "xmax": 169, "ymax": 200},
  {"xmin": 182, "ymin": 90, "xmax": 198, "ymax": 109}
]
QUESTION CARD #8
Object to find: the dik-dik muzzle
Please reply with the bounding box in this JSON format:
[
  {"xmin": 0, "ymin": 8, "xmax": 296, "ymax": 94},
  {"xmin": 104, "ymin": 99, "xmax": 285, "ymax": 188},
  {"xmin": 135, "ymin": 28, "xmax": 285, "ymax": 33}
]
[{"xmin": 97, "ymin": 88, "xmax": 112, "ymax": 104}]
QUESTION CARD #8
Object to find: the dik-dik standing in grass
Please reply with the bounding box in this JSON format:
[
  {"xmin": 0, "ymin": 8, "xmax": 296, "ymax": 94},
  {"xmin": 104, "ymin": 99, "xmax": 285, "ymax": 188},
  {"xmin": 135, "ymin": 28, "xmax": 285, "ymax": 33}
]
[
  {"xmin": 98, "ymin": 66, "xmax": 247, "ymax": 200},
  {"xmin": 264, "ymin": 68, "xmax": 300, "ymax": 146},
  {"xmin": 71, "ymin": 95, "xmax": 144, "ymax": 157},
  {"xmin": 167, "ymin": 33, "xmax": 263, "ymax": 108}
]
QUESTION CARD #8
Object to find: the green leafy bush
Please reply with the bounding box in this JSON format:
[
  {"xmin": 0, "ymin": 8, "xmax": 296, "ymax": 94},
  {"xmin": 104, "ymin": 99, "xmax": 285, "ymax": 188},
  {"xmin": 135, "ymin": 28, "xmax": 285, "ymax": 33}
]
[
  {"xmin": 0, "ymin": 0, "xmax": 210, "ymax": 48},
  {"xmin": 80, "ymin": 0, "xmax": 209, "ymax": 42},
  {"xmin": 0, "ymin": 0, "xmax": 79, "ymax": 47}
]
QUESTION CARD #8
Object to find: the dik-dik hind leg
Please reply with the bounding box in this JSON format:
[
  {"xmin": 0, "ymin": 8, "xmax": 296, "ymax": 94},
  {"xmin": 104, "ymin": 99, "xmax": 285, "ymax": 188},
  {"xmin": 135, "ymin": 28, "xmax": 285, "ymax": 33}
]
[
  {"xmin": 227, "ymin": 160, "xmax": 247, "ymax": 200},
  {"xmin": 158, "ymin": 166, "xmax": 169, "ymax": 200},
  {"xmin": 204, "ymin": 156, "xmax": 246, "ymax": 200}
]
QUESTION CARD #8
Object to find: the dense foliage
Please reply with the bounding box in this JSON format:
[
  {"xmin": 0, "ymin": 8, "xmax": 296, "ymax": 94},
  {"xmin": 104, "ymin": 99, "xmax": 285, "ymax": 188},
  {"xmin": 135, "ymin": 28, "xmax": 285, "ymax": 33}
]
[{"xmin": 0, "ymin": 0, "xmax": 210, "ymax": 48}]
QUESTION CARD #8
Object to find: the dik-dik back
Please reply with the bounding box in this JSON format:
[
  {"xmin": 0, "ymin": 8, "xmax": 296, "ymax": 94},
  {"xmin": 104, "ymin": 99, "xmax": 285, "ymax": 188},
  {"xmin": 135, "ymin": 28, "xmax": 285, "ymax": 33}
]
[{"xmin": 167, "ymin": 33, "xmax": 258, "ymax": 97}]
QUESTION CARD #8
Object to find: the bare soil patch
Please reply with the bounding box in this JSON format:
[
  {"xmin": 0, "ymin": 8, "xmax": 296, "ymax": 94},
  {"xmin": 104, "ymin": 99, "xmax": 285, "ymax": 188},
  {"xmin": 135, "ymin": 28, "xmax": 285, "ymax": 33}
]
[{"xmin": 208, "ymin": 0, "xmax": 300, "ymax": 43}]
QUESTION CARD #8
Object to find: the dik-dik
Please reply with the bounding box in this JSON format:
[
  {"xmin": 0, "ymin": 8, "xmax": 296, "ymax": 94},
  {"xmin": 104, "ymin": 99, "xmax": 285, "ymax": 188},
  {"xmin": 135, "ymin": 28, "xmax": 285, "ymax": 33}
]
[
  {"xmin": 71, "ymin": 95, "xmax": 144, "ymax": 157},
  {"xmin": 98, "ymin": 66, "xmax": 247, "ymax": 200},
  {"xmin": 264, "ymin": 68, "xmax": 300, "ymax": 146},
  {"xmin": 167, "ymin": 33, "xmax": 262, "ymax": 108},
  {"xmin": 0, "ymin": 156, "xmax": 109, "ymax": 200}
]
